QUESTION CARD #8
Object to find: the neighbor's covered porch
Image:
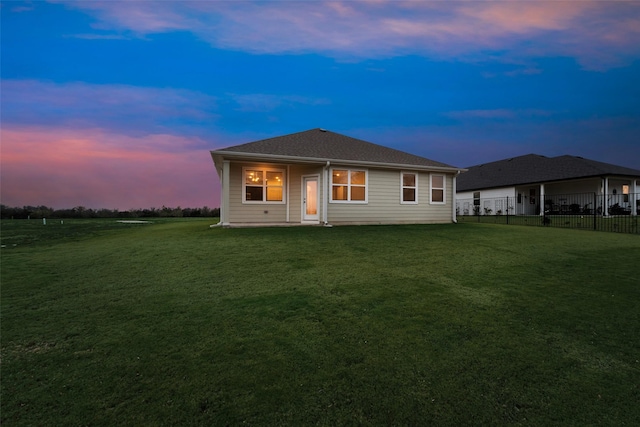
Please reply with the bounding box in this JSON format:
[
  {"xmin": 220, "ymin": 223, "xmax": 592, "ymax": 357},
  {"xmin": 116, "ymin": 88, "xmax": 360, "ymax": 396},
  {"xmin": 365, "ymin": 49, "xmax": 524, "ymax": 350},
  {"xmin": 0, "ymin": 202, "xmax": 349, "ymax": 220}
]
[{"xmin": 529, "ymin": 176, "xmax": 638, "ymax": 216}]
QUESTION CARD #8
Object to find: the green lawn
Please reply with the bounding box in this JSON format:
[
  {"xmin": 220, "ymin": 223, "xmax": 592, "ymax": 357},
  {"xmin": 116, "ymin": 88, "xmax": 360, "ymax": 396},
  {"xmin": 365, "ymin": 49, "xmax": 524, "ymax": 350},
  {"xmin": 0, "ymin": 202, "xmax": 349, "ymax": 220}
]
[
  {"xmin": 2, "ymin": 219, "xmax": 639, "ymax": 425},
  {"xmin": 458, "ymin": 214, "xmax": 640, "ymax": 234}
]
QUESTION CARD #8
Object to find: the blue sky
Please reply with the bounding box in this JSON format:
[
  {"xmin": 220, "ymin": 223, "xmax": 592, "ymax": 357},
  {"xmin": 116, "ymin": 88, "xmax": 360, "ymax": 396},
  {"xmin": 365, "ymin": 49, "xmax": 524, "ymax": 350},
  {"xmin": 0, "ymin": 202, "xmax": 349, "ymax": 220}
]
[{"xmin": 2, "ymin": 1, "xmax": 640, "ymax": 209}]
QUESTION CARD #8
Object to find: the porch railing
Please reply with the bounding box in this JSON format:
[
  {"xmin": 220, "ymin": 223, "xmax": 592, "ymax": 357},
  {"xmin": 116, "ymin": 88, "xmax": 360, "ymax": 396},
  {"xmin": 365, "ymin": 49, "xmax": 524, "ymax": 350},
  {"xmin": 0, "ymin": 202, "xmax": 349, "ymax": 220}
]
[{"xmin": 456, "ymin": 192, "xmax": 639, "ymax": 234}]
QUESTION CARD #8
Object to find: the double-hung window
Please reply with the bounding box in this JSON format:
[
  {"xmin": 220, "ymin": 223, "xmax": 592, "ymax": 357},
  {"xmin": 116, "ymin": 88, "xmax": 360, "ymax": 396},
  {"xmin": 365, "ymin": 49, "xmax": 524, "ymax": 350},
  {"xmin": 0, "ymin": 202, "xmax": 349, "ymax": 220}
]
[
  {"xmin": 401, "ymin": 172, "xmax": 418, "ymax": 204},
  {"xmin": 243, "ymin": 167, "xmax": 285, "ymax": 203},
  {"xmin": 331, "ymin": 168, "xmax": 367, "ymax": 202},
  {"xmin": 473, "ymin": 191, "xmax": 481, "ymax": 206},
  {"xmin": 430, "ymin": 174, "xmax": 446, "ymax": 204}
]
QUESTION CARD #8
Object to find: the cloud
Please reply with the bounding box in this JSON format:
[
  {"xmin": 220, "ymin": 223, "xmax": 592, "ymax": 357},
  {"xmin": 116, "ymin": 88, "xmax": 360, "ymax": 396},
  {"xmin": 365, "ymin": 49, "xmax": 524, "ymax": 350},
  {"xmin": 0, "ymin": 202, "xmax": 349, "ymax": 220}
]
[
  {"xmin": 442, "ymin": 108, "xmax": 554, "ymax": 120},
  {"xmin": 59, "ymin": 0, "xmax": 640, "ymax": 69},
  {"xmin": 60, "ymin": 0, "xmax": 194, "ymax": 34},
  {"xmin": 230, "ymin": 93, "xmax": 331, "ymax": 112},
  {"xmin": 11, "ymin": 5, "xmax": 34, "ymax": 13},
  {"xmin": 0, "ymin": 126, "xmax": 220, "ymax": 210},
  {"xmin": 2, "ymin": 79, "xmax": 333, "ymax": 133},
  {"xmin": 66, "ymin": 33, "xmax": 128, "ymax": 40},
  {"xmin": 1, "ymin": 79, "xmax": 218, "ymax": 134},
  {"xmin": 363, "ymin": 111, "xmax": 640, "ymax": 171},
  {"xmin": 445, "ymin": 109, "xmax": 517, "ymax": 120},
  {"xmin": 444, "ymin": 109, "xmax": 552, "ymax": 120}
]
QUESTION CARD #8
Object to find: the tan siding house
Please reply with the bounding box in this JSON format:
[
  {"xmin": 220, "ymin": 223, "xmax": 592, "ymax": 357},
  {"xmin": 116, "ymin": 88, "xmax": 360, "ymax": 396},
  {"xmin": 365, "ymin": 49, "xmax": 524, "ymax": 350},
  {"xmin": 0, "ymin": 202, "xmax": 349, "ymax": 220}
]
[{"xmin": 211, "ymin": 129, "xmax": 464, "ymax": 227}]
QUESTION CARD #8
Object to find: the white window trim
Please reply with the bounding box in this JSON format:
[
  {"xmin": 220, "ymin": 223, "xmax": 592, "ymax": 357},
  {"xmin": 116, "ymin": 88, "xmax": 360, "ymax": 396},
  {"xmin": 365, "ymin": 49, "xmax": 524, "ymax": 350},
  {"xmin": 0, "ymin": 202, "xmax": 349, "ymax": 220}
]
[
  {"xmin": 330, "ymin": 167, "xmax": 368, "ymax": 204},
  {"xmin": 242, "ymin": 166, "xmax": 286, "ymax": 204},
  {"xmin": 400, "ymin": 171, "xmax": 418, "ymax": 204},
  {"xmin": 430, "ymin": 173, "xmax": 446, "ymax": 205}
]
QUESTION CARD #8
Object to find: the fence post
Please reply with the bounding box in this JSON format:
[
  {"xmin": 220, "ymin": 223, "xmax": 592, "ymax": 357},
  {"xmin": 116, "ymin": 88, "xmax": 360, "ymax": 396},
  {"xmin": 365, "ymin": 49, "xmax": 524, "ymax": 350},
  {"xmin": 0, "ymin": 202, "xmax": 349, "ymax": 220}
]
[
  {"xmin": 506, "ymin": 196, "xmax": 509, "ymax": 224},
  {"xmin": 593, "ymin": 192, "xmax": 597, "ymax": 231}
]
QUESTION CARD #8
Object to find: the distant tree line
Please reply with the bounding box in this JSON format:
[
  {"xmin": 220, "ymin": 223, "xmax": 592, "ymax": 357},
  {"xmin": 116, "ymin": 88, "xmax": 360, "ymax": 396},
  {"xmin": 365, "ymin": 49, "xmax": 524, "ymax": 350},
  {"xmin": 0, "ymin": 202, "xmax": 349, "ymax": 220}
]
[{"xmin": 0, "ymin": 205, "xmax": 220, "ymax": 219}]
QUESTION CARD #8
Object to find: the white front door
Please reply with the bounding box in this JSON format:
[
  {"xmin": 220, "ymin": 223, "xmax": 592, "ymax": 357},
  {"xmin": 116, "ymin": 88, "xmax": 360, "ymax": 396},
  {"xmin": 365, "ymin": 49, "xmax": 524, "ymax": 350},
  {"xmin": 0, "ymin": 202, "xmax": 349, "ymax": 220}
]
[{"xmin": 302, "ymin": 176, "xmax": 319, "ymax": 222}]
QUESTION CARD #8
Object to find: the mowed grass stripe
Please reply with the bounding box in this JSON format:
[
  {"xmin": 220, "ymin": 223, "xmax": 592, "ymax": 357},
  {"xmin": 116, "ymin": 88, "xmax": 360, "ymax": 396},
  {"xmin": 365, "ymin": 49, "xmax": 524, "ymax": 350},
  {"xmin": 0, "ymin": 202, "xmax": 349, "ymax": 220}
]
[{"xmin": 2, "ymin": 220, "xmax": 639, "ymax": 425}]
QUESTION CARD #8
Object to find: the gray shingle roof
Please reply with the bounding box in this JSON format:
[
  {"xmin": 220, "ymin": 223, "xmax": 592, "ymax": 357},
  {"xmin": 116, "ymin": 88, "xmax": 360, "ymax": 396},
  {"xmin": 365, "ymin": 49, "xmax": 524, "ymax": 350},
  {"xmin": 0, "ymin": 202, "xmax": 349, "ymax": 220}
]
[
  {"xmin": 212, "ymin": 128, "xmax": 456, "ymax": 169},
  {"xmin": 457, "ymin": 154, "xmax": 640, "ymax": 192}
]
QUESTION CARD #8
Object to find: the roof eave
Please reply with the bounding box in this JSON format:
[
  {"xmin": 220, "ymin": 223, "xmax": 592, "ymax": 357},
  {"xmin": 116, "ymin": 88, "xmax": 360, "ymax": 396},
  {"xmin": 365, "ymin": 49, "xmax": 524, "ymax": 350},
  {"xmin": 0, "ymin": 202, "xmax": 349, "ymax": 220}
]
[
  {"xmin": 457, "ymin": 173, "xmax": 640, "ymax": 192},
  {"xmin": 211, "ymin": 150, "xmax": 464, "ymax": 173}
]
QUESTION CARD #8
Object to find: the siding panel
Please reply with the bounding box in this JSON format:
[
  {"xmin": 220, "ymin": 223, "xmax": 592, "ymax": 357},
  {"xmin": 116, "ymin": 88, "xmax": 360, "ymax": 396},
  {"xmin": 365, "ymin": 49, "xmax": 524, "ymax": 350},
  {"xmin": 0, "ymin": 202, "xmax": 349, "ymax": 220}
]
[
  {"xmin": 228, "ymin": 162, "xmax": 325, "ymax": 224},
  {"xmin": 327, "ymin": 169, "xmax": 453, "ymax": 224},
  {"xmin": 228, "ymin": 162, "xmax": 287, "ymax": 223},
  {"xmin": 227, "ymin": 163, "xmax": 455, "ymax": 225}
]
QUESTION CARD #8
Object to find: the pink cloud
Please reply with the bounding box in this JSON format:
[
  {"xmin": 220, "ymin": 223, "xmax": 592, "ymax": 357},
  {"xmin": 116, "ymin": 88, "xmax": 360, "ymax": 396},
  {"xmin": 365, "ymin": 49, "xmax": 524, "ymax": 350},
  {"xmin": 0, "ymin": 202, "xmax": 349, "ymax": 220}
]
[
  {"xmin": 1, "ymin": 126, "xmax": 220, "ymax": 210},
  {"xmin": 60, "ymin": 1, "xmax": 640, "ymax": 69},
  {"xmin": 459, "ymin": 1, "xmax": 589, "ymax": 33},
  {"xmin": 60, "ymin": 0, "xmax": 194, "ymax": 34}
]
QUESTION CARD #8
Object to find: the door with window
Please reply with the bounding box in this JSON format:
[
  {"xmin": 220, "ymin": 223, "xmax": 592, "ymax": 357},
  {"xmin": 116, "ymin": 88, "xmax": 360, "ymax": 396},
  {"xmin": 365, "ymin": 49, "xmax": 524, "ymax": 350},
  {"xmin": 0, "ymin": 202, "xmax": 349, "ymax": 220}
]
[{"xmin": 302, "ymin": 176, "xmax": 319, "ymax": 222}]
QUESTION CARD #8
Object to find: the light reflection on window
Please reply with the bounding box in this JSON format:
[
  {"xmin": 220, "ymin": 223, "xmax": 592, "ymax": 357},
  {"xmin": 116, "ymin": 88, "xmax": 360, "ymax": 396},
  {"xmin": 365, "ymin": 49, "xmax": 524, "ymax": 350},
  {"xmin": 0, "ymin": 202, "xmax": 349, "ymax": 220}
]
[
  {"xmin": 331, "ymin": 169, "xmax": 367, "ymax": 202},
  {"xmin": 244, "ymin": 168, "xmax": 284, "ymax": 202},
  {"xmin": 401, "ymin": 172, "xmax": 417, "ymax": 203},
  {"xmin": 431, "ymin": 174, "xmax": 445, "ymax": 204}
]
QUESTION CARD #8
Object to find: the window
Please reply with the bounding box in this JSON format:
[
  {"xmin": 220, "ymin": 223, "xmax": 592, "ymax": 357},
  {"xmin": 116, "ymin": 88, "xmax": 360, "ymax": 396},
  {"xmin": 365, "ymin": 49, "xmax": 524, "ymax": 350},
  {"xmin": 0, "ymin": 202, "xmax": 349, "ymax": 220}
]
[
  {"xmin": 243, "ymin": 167, "xmax": 284, "ymax": 203},
  {"xmin": 331, "ymin": 168, "xmax": 367, "ymax": 202},
  {"xmin": 473, "ymin": 192, "xmax": 480, "ymax": 206},
  {"xmin": 623, "ymin": 184, "xmax": 630, "ymax": 202},
  {"xmin": 431, "ymin": 174, "xmax": 445, "ymax": 204},
  {"xmin": 401, "ymin": 172, "xmax": 418, "ymax": 204}
]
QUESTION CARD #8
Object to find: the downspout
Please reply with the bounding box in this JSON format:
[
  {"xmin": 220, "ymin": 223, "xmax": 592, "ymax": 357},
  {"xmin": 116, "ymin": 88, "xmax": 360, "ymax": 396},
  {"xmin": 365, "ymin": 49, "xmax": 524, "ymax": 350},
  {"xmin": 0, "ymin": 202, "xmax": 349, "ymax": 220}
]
[
  {"xmin": 452, "ymin": 170, "xmax": 461, "ymax": 223},
  {"xmin": 633, "ymin": 179, "xmax": 638, "ymax": 217},
  {"xmin": 323, "ymin": 161, "xmax": 331, "ymax": 227}
]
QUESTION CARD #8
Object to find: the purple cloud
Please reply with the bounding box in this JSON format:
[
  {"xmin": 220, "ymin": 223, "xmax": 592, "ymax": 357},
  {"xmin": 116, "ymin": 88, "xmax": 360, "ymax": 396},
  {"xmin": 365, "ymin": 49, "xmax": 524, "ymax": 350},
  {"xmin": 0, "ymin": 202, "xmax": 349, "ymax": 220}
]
[
  {"xmin": 2, "ymin": 79, "xmax": 218, "ymax": 134},
  {"xmin": 60, "ymin": 1, "xmax": 640, "ymax": 69}
]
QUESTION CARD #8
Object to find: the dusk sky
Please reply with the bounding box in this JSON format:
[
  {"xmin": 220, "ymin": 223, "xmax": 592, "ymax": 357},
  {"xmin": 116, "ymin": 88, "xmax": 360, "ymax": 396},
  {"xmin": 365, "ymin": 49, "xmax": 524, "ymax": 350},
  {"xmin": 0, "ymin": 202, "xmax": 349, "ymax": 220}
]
[{"xmin": 2, "ymin": 1, "xmax": 640, "ymax": 210}]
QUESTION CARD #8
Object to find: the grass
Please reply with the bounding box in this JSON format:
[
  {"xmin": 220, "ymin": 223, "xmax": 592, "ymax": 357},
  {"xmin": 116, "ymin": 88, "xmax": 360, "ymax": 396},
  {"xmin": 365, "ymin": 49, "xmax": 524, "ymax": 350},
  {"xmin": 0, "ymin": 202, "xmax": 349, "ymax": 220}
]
[
  {"xmin": 2, "ymin": 219, "xmax": 639, "ymax": 425},
  {"xmin": 458, "ymin": 214, "xmax": 639, "ymax": 234}
]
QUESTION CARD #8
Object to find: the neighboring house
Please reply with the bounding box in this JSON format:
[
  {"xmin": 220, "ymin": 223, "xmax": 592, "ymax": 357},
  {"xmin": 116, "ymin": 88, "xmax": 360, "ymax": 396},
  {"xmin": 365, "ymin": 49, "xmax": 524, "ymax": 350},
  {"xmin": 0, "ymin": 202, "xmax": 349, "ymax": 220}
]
[
  {"xmin": 456, "ymin": 154, "xmax": 640, "ymax": 216},
  {"xmin": 210, "ymin": 128, "xmax": 464, "ymax": 226}
]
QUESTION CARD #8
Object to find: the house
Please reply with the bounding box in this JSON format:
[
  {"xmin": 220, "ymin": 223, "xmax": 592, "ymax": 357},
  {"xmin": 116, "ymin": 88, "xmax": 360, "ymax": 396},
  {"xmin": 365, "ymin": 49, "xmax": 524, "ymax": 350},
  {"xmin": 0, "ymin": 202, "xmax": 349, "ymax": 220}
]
[
  {"xmin": 456, "ymin": 154, "xmax": 640, "ymax": 216},
  {"xmin": 210, "ymin": 128, "xmax": 464, "ymax": 227}
]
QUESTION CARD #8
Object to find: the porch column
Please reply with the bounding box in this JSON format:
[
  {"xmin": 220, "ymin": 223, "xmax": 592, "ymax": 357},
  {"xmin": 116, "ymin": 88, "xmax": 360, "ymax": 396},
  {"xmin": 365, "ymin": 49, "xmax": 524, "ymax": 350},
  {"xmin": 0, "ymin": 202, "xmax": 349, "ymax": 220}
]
[
  {"xmin": 633, "ymin": 179, "xmax": 638, "ymax": 217},
  {"xmin": 539, "ymin": 183, "xmax": 545, "ymax": 216},
  {"xmin": 603, "ymin": 177, "xmax": 609, "ymax": 216},
  {"xmin": 286, "ymin": 165, "xmax": 290, "ymax": 223},
  {"xmin": 221, "ymin": 160, "xmax": 230, "ymax": 226},
  {"xmin": 323, "ymin": 162, "xmax": 330, "ymax": 225},
  {"xmin": 452, "ymin": 172, "xmax": 458, "ymax": 222}
]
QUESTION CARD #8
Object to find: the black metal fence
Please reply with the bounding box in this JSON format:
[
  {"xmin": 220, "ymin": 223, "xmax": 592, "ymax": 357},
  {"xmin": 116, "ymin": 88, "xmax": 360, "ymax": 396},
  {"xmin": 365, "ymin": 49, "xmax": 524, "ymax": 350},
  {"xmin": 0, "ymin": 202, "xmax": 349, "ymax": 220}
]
[{"xmin": 456, "ymin": 192, "xmax": 639, "ymax": 234}]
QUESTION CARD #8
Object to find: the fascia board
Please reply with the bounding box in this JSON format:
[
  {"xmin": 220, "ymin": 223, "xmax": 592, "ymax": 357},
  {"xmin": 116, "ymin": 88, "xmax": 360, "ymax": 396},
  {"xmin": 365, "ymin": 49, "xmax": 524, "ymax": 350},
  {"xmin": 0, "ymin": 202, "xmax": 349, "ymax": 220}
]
[
  {"xmin": 210, "ymin": 150, "xmax": 465, "ymax": 173},
  {"xmin": 210, "ymin": 152, "xmax": 225, "ymax": 177}
]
